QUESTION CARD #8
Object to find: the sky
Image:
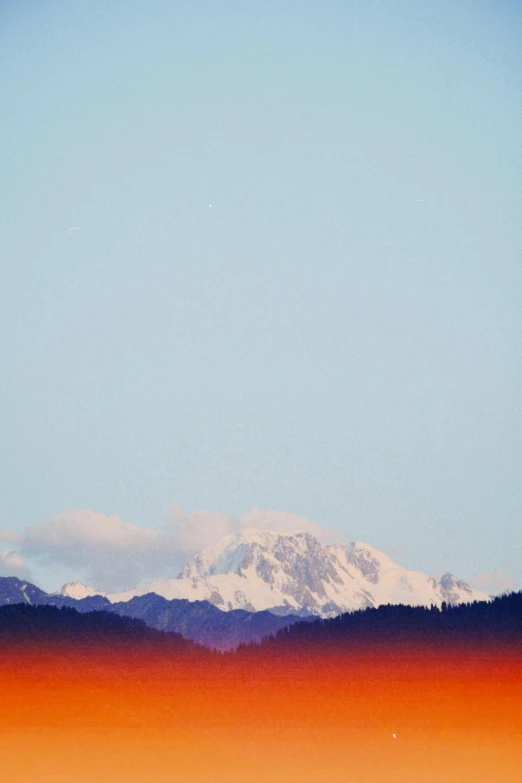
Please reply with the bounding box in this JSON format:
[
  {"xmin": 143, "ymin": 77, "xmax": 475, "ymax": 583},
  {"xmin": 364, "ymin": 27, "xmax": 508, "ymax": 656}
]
[{"xmin": 1, "ymin": 0, "xmax": 521, "ymax": 594}]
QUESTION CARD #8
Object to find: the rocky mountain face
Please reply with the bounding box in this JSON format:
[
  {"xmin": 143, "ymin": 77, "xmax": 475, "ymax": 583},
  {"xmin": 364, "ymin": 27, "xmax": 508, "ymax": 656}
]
[
  {"xmin": 0, "ymin": 576, "xmax": 49, "ymax": 606},
  {"xmin": 78, "ymin": 529, "xmax": 488, "ymax": 617}
]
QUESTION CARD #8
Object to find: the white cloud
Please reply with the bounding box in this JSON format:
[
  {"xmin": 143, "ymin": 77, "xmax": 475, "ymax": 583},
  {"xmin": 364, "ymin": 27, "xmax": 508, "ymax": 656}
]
[
  {"xmin": 169, "ymin": 506, "xmax": 235, "ymax": 552},
  {"xmin": 0, "ymin": 548, "xmax": 31, "ymax": 579},
  {"xmin": 169, "ymin": 505, "xmax": 333, "ymax": 551},
  {"xmin": 0, "ymin": 529, "xmax": 22, "ymax": 544},
  {"xmin": 1, "ymin": 506, "xmax": 336, "ymax": 592},
  {"xmin": 238, "ymin": 507, "xmax": 331, "ymax": 541},
  {"xmin": 470, "ymin": 571, "xmax": 513, "ymax": 595},
  {"xmin": 16, "ymin": 509, "xmax": 183, "ymax": 592}
]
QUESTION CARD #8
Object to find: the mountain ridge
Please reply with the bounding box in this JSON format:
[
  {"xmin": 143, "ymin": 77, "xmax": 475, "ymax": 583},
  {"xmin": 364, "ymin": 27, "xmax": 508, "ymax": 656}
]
[
  {"xmin": 62, "ymin": 528, "xmax": 488, "ymax": 616},
  {"xmin": 0, "ymin": 576, "xmax": 309, "ymax": 650}
]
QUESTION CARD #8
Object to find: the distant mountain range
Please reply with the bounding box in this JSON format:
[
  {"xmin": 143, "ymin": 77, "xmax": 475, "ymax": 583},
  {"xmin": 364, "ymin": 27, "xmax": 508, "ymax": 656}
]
[
  {"xmin": 62, "ymin": 529, "xmax": 488, "ymax": 617},
  {"xmin": 0, "ymin": 576, "xmax": 308, "ymax": 650}
]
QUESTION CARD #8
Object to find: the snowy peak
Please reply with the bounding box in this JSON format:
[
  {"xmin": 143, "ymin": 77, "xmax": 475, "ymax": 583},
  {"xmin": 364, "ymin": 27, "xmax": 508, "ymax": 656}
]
[
  {"xmin": 181, "ymin": 529, "xmax": 348, "ymax": 611},
  {"xmin": 438, "ymin": 572, "xmax": 478, "ymax": 605},
  {"xmin": 60, "ymin": 581, "xmax": 106, "ymax": 600}
]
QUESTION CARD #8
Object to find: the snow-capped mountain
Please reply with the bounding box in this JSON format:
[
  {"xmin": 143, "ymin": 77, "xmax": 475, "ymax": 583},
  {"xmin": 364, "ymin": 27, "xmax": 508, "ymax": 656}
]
[
  {"xmin": 60, "ymin": 581, "xmax": 106, "ymax": 600},
  {"xmin": 85, "ymin": 529, "xmax": 488, "ymax": 617}
]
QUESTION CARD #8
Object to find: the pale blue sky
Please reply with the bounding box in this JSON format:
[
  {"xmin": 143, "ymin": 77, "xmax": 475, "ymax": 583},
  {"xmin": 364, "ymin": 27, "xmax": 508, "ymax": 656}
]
[{"xmin": 1, "ymin": 1, "xmax": 521, "ymax": 592}]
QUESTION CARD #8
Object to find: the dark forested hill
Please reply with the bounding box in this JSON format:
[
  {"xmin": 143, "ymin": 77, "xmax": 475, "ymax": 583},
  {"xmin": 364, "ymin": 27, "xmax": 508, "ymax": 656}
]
[
  {"xmin": 237, "ymin": 592, "xmax": 522, "ymax": 655},
  {"xmin": 0, "ymin": 603, "xmax": 200, "ymax": 652}
]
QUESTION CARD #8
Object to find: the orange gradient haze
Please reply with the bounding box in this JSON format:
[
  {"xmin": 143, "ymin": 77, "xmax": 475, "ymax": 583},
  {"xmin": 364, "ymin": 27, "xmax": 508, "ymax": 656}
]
[{"xmin": 1, "ymin": 645, "xmax": 521, "ymax": 783}]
